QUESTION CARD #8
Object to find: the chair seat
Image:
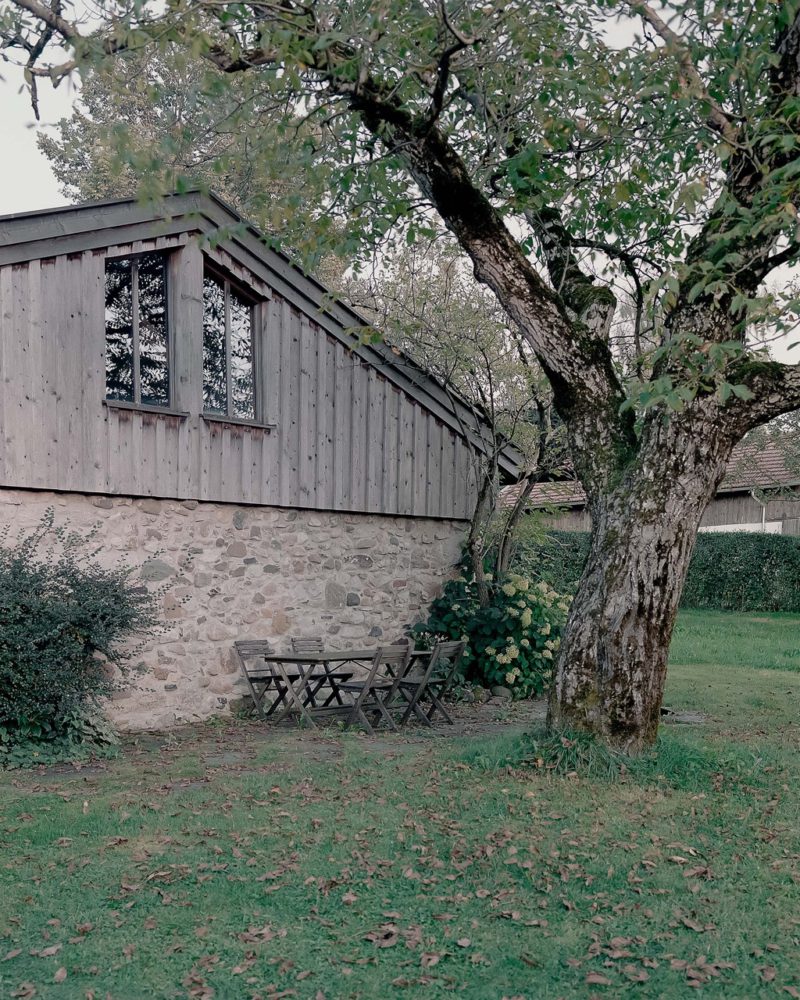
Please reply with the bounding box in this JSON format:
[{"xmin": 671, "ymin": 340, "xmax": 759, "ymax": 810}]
[{"xmin": 339, "ymin": 678, "xmax": 393, "ymax": 691}]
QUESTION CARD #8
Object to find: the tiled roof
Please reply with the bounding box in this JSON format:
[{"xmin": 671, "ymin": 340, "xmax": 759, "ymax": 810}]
[{"xmin": 501, "ymin": 440, "xmax": 800, "ymax": 510}]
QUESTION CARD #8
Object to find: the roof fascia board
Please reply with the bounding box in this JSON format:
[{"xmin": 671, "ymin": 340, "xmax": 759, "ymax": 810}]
[
  {"xmin": 0, "ymin": 193, "xmax": 201, "ymax": 260},
  {"xmin": 0, "ymin": 217, "xmax": 197, "ymax": 267}
]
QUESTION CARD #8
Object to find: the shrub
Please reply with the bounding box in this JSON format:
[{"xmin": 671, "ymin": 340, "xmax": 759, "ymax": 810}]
[
  {"xmin": 0, "ymin": 511, "xmax": 161, "ymax": 765},
  {"xmin": 514, "ymin": 530, "xmax": 590, "ymax": 595},
  {"xmin": 516, "ymin": 529, "xmax": 800, "ymax": 613},
  {"xmin": 412, "ymin": 570, "xmax": 571, "ymax": 698},
  {"xmin": 681, "ymin": 531, "xmax": 800, "ymax": 612}
]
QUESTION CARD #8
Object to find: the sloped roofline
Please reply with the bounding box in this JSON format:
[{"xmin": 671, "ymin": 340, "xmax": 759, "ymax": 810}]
[
  {"xmin": 500, "ymin": 439, "xmax": 800, "ymax": 510},
  {"xmin": 0, "ymin": 190, "xmax": 522, "ymax": 477}
]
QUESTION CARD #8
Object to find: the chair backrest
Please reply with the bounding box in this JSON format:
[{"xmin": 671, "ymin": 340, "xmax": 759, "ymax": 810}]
[
  {"xmin": 432, "ymin": 640, "xmax": 466, "ymax": 670},
  {"xmin": 290, "ymin": 636, "xmax": 325, "ymax": 655},
  {"xmin": 352, "ymin": 645, "xmax": 411, "ymax": 709},
  {"xmin": 233, "ymin": 640, "xmax": 275, "ymax": 678},
  {"xmin": 420, "ymin": 640, "xmax": 466, "ymax": 687},
  {"xmin": 235, "ymin": 640, "xmax": 274, "ymax": 658}
]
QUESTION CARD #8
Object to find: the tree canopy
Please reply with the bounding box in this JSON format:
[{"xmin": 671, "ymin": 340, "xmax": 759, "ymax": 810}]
[{"xmin": 4, "ymin": 0, "xmax": 800, "ymax": 748}]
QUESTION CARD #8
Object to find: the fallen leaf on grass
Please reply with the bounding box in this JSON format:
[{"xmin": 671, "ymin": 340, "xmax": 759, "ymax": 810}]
[
  {"xmin": 456, "ymin": 938, "xmax": 471, "ymax": 948},
  {"xmin": 622, "ymin": 964, "xmax": 649, "ymax": 983},
  {"xmin": 2, "ymin": 949, "xmax": 22, "ymax": 962},
  {"xmin": 681, "ymin": 917, "xmax": 715, "ymax": 933},
  {"xmin": 10, "ymin": 984, "xmax": 36, "ymax": 998},
  {"xmin": 420, "ymin": 953, "xmax": 441, "ymax": 968},
  {"xmin": 53, "ymin": 968, "xmax": 67, "ymax": 983},
  {"xmin": 37, "ymin": 945, "xmax": 62, "ymax": 958},
  {"xmin": 364, "ymin": 924, "xmax": 399, "ymax": 948},
  {"xmin": 682, "ymin": 860, "xmax": 712, "ymax": 876},
  {"xmin": 585, "ymin": 972, "xmax": 613, "ymax": 985}
]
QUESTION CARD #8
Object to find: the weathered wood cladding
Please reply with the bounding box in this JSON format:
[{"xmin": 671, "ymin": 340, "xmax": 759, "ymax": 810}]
[
  {"xmin": 541, "ymin": 490, "xmax": 800, "ymax": 534},
  {"xmin": 0, "ymin": 245, "xmax": 476, "ymax": 518}
]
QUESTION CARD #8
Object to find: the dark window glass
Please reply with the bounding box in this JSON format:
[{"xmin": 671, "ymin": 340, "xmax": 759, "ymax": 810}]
[
  {"xmin": 137, "ymin": 254, "xmax": 169, "ymax": 407},
  {"xmin": 104, "ymin": 257, "xmax": 134, "ymax": 402},
  {"xmin": 104, "ymin": 252, "xmax": 170, "ymax": 407},
  {"xmin": 202, "ymin": 269, "xmax": 256, "ymax": 419},
  {"xmin": 230, "ymin": 287, "xmax": 255, "ymax": 420},
  {"xmin": 202, "ymin": 274, "xmax": 227, "ymax": 414}
]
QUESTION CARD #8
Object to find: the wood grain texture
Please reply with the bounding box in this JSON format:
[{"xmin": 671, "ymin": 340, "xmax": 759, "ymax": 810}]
[{"xmin": 0, "ymin": 245, "xmax": 477, "ymax": 520}]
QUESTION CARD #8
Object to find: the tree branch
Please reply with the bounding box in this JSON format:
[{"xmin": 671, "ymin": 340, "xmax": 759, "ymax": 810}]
[
  {"xmin": 728, "ymin": 359, "xmax": 800, "ymax": 433},
  {"xmin": 629, "ymin": 2, "xmax": 739, "ymax": 144}
]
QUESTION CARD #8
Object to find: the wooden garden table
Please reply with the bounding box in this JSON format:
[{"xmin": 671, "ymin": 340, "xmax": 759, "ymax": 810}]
[{"xmin": 239, "ymin": 647, "xmax": 432, "ymax": 729}]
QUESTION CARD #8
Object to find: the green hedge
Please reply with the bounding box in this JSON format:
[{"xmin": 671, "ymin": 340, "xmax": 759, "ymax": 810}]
[{"xmin": 515, "ymin": 530, "xmax": 800, "ymax": 613}]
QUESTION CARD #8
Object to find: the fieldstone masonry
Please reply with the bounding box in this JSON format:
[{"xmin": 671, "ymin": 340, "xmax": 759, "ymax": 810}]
[{"xmin": 0, "ymin": 488, "xmax": 466, "ymax": 730}]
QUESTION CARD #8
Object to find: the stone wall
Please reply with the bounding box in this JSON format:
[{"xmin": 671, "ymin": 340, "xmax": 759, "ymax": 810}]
[{"xmin": 0, "ymin": 488, "xmax": 466, "ymax": 730}]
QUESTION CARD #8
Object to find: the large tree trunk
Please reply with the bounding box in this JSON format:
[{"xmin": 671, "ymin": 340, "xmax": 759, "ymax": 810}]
[{"xmin": 547, "ymin": 410, "xmax": 736, "ymax": 753}]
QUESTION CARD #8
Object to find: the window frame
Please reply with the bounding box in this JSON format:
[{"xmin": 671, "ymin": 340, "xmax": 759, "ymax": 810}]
[
  {"xmin": 202, "ymin": 263, "xmax": 263, "ymax": 424},
  {"xmin": 104, "ymin": 250, "xmax": 173, "ymax": 410}
]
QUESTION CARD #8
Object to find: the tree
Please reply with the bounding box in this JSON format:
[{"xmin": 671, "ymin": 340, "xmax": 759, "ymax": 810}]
[
  {"xmin": 4, "ymin": 0, "xmax": 800, "ymax": 750},
  {"xmin": 346, "ymin": 239, "xmax": 563, "ymax": 605}
]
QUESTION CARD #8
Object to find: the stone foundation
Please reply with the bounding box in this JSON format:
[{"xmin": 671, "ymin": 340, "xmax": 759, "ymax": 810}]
[{"xmin": 0, "ymin": 488, "xmax": 465, "ymax": 730}]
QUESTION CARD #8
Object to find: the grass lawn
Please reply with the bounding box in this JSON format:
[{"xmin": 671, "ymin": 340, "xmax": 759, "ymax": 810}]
[{"xmin": 2, "ymin": 612, "xmax": 799, "ymax": 999}]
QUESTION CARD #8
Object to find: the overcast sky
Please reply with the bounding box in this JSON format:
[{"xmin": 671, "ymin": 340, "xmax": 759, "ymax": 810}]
[{"xmin": 0, "ymin": 66, "xmax": 76, "ymax": 216}]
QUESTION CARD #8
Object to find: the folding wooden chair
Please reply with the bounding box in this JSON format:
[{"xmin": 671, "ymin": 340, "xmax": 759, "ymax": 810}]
[
  {"xmin": 233, "ymin": 640, "xmax": 278, "ymax": 719},
  {"xmin": 337, "ymin": 645, "xmax": 411, "ymax": 735},
  {"xmin": 398, "ymin": 640, "xmax": 466, "ymax": 726}
]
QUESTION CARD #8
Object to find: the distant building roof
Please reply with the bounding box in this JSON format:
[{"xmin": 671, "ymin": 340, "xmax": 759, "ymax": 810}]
[{"xmin": 501, "ymin": 439, "xmax": 800, "ymax": 511}]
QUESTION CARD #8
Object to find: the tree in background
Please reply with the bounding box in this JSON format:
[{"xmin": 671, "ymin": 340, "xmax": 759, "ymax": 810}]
[
  {"xmin": 5, "ymin": 1, "xmax": 800, "ymax": 750},
  {"xmin": 345, "ymin": 239, "xmax": 565, "ymax": 605},
  {"xmin": 36, "ymin": 47, "xmax": 347, "ymax": 277}
]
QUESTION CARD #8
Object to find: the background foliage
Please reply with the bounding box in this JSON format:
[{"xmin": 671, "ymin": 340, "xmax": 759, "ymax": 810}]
[
  {"xmin": 517, "ymin": 529, "xmax": 800, "ymax": 613},
  {"xmin": 0, "ymin": 513, "xmax": 161, "ymax": 766},
  {"xmin": 413, "ymin": 569, "xmax": 570, "ymax": 698}
]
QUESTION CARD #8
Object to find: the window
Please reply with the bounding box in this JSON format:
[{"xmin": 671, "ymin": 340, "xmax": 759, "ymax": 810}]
[
  {"xmin": 202, "ymin": 268, "xmax": 256, "ymax": 420},
  {"xmin": 105, "ymin": 253, "xmax": 170, "ymax": 407}
]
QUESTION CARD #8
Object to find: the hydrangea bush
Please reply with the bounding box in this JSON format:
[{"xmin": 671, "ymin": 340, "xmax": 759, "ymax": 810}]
[{"xmin": 412, "ymin": 570, "xmax": 571, "ymax": 699}]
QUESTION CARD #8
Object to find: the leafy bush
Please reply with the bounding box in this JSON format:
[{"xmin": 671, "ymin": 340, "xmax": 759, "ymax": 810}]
[
  {"xmin": 516, "ymin": 529, "xmax": 800, "ymax": 613},
  {"xmin": 0, "ymin": 511, "xmax": 161, "ymax": 765},
  {"xmin": 514, "ymin": 530, "xmax": 590, "ymax": 595},
  {"xmin": 412, "ymin": 570, "xmax": 571, "ymax": 698},
  {"xmin": 681, "ymin": 532, "xmax": 800, "ymax": 612},
  {"xmin": 0, "ymin": 709, "xmax": 120, "ymax": 769}
]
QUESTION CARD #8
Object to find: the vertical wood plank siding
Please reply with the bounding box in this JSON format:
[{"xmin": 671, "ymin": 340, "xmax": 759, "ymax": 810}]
[{"xmin": 0, "ymin": 250, "xmax": 476, "ymax": 518}]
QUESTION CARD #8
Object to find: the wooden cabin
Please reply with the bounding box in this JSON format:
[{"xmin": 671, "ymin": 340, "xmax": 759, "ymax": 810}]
[
  {"xmin": 0, "ymin": 191, "xmax": 520, "ymax": 729},
  {"xmin": 507, "ymin": 441, "xmax": 800, "ymax": 534}
]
